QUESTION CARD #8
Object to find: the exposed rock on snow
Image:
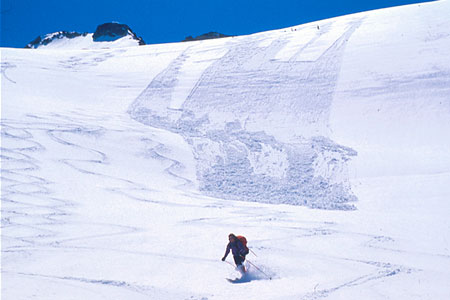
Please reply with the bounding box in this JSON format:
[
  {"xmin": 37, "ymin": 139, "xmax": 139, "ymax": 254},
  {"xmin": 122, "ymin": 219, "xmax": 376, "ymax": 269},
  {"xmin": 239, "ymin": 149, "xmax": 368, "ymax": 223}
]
[
  {"xmin": 183, "ymin": 32, "xmax": 231, "ymax": 42},
  {"xmin": 93, "ymin": 22, "xmax": 145, "ymax": 45},
  {"xmin": 24, "ymin": 22, "xmax": 145, "ymax": 49},
  {"xmin": 25, "ymin": 31, "xmax": 89, "ymax": 48}
]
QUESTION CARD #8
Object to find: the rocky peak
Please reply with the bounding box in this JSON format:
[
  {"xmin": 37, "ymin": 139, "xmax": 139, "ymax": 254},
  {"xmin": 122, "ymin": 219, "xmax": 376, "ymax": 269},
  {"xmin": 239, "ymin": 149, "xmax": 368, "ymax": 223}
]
[
  {"xmin": 92, "ymin": 22, "xmax": 145, "ymax": 45},
  {"xmin": 25, "ymin": 31, "xmax": 88, "ymax": 49},
  {"xmin": 25, "ymin": 22, "xmax": 145, "ymax": 49},
  {"xmin": 183, "ymin": 32, "xmax": 231, "ymax": 42}
]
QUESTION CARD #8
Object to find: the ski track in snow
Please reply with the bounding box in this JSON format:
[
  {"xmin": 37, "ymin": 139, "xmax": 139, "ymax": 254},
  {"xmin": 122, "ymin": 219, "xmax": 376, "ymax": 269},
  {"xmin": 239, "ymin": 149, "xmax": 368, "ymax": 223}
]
[
  {"xmin": 1, "ymin": 112, "xmax": 214, "ymax": 299},
  {"xmin": 1, "ymin": 111, "xmax": 192, "ymax": 245},
  {"xmin": 1, "ymin": 61, "xmax": 17, "ymax": 84},
  {"xmin": 1, "ymin": 111, "xmax": 419, "ymax": 298},
  {"xmin": 129, "ymin": 17, "xmax": 364, "ymax": 210},
  {"xmin": 3, "ymin": 270, "xmax": 192, "ymax": 299},
  {"xmin": 3, "ymin": 2, "xmax": 450, "ymax": 298}
]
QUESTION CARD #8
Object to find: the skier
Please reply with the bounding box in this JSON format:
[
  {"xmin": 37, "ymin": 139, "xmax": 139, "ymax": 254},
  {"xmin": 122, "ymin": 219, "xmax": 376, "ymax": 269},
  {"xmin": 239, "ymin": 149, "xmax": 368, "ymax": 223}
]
[{"xmin": 221, "ymin": 233, "xmax": 249, "ymax": 274}]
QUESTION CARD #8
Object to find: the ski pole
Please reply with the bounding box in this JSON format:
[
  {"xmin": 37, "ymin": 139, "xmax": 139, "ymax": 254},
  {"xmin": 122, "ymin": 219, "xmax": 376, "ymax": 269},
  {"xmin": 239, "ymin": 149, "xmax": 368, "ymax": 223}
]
[
  {"xmin": 246, "ymin": 259, "xmax": 272, "ymax": 280},
  {"xmin": 249, "ymin": 248, "xmax": 258, "ymax": 257},
  {"xmin": 223, "ymin": 260, "xmax": 235, "ymax": 268}
]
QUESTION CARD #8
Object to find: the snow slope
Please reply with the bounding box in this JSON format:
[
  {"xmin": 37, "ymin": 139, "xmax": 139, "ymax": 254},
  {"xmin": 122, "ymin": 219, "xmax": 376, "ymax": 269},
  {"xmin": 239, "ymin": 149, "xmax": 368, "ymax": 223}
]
[
  {"xmin": 2, "ymin": 1, "xmax": 450, "ymax": 299},
  {"xmin": 27, "ymin": 33, "xmax": 143, "ymax": 50}
]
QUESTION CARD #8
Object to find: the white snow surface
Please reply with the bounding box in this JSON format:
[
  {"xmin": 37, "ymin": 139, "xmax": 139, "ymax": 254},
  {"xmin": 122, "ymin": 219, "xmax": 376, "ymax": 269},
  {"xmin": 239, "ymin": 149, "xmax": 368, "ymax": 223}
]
[
  {"xmin": 31, "ymin": 33, "xmax": 142, "ymax": 49},
  {"xmin": 2, "ymin": 1, "xmax": 450, "ymax": 299}
]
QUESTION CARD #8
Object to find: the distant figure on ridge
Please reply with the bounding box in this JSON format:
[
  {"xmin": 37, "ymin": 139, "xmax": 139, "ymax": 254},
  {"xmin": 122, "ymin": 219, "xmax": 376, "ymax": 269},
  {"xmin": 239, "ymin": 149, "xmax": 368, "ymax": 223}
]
[{"xmin": 221, "ymin": 233, "xmax": 249, "ymax": 274}]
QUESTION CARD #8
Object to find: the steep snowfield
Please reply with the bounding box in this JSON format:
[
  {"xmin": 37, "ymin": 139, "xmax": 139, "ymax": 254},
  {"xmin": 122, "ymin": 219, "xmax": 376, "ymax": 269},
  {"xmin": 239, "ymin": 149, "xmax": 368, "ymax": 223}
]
[{"xmin": 2, "ymin": 1, "xmax": 450, "ymax": 299}]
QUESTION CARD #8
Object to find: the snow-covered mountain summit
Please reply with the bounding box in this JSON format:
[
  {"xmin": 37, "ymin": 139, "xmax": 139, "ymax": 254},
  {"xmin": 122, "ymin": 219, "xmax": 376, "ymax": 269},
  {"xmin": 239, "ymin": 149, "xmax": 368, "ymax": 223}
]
[
  {"xmin": 25, "ymin": 22, "xmax": 145, "ymax": 49},
  {"xmin": 25, "ymin": 31, "xmax": 89, "ymax": 48}
]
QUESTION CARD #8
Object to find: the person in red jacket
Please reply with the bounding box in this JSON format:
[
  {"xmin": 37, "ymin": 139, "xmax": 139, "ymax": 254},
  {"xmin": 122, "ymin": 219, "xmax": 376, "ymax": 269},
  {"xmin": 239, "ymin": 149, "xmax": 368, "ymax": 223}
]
[{"xmin": 222, "ymin": 233, "xmax": 248, "ymax": 273}]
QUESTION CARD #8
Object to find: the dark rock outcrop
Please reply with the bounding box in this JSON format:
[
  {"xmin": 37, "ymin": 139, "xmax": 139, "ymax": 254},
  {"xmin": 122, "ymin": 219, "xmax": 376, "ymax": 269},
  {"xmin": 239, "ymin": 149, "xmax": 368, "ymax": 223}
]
[
  {"xmin": 25, "ymin": 22, "xmax": 145, "ymax": 48},
  {"xmin": 93, "ymin": 22, "xmax": 145, "ymax": 45},
  {"xmin": 25, "ymin": 31, "xmax": 88, "ymax": 48},
  {"xmin": 183, "ymin": 32, "xmax": 231, "ymax": 42}
]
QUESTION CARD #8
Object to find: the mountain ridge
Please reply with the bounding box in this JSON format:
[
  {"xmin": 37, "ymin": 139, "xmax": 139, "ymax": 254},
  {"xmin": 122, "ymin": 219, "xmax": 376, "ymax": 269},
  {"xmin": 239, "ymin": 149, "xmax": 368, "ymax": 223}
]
[
  {"xmin": 25, "ymin": 22, "xmax": 145, "ymax": 49},
  {"xmin": 25, "ymin": 23, "xmax": 231, "ymax": 49}
]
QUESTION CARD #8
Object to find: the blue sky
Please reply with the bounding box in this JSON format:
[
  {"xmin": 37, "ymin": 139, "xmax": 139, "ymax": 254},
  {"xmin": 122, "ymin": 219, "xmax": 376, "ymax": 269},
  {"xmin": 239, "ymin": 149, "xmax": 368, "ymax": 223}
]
[{"xmin": 1, "ymin": 0, "xmax": 432, "ymax": 48}]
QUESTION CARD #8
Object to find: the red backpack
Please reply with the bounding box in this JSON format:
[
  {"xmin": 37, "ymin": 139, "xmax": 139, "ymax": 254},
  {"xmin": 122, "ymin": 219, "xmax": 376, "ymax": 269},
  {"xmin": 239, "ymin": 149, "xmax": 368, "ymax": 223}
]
[{"xmin": 236, "ymin": 235, "xmax": 249, "ymax": 255}]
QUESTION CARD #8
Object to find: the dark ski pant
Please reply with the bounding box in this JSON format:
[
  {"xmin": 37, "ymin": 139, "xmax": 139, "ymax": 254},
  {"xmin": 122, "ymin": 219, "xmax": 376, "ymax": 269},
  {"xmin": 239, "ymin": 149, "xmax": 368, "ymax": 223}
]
[{"xmin": 233, "ymin": 255, "xmax": 245, "ymax": 266}]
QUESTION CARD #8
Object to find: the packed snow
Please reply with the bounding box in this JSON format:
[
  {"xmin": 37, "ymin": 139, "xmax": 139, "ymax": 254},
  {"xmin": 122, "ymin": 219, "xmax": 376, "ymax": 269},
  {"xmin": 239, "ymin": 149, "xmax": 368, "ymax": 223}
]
[
  {"xmin": 28, "ymin": 33, "xmax": 142, "ymax": 50},
  {"xmin": 1, "ymin": 1, "xmax": 450, "ymax": 299}
]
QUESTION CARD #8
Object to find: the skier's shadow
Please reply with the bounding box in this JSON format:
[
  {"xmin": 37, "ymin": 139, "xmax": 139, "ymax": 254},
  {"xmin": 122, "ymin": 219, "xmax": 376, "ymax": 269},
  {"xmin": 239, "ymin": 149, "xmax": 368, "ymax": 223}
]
[{"xmin": 227, "ymin": 265, "xmax": 272, "ymax": 284}]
